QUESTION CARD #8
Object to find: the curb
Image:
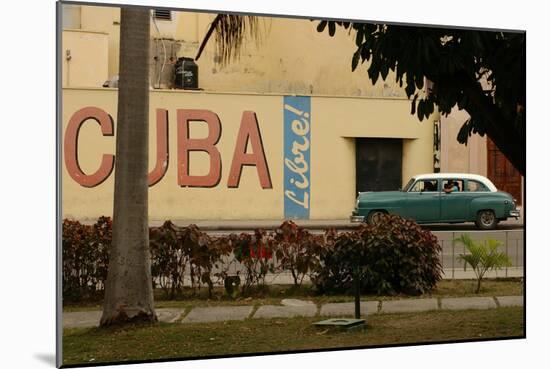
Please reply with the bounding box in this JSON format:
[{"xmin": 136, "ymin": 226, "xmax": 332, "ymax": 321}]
[
  {"xmin": 62, "ymin": 295, "xmax": 524, "ymax": 328},
  {"xmin": 154, "ymin": 221, "xmax": 361, "ymax": 231},
  {"xmin": 193, "ymin": 224, "xmax": 361, "ymax": 231}
]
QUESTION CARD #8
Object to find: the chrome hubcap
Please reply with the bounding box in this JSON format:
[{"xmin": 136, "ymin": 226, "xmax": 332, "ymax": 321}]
[{"xmin": 480, "ymin": 211, "xmax": 495, "ymax": 226}]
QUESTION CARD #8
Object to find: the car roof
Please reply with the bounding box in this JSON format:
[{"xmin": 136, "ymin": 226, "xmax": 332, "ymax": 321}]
[{"xmin": 411, "ymin": 173, "xmax": 498, "ymax": 192}]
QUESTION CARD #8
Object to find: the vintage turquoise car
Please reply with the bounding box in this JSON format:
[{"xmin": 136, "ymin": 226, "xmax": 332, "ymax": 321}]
[{"xmin": 350, "ymin": 173, "xmax": 520, "ymax": 229}]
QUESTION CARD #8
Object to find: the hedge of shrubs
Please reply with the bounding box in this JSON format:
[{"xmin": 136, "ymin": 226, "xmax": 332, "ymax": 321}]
[
  {"xmin": 62, "ymin": 217, "xmax": 111, "ymax": 301},
  {"xmin": 311, "ymin": 214, "xmax": 443, "ymax": 295},
  {"xmin": 62, "ymin": 214, "xmax": 442, "ymax": 302}
]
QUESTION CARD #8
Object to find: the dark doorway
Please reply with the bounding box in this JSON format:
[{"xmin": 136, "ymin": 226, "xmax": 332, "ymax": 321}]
[
  {"xmin": 355, "ymin": 138, "xmax": 403, "ymax": 193},
  {"xmin": 487, "ymin": 138, "xmax": 522, "ymax": 204}
]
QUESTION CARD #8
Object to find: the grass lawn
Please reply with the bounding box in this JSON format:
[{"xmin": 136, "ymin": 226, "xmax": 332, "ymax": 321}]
[
  {"xmin": 63, "ymin": 306, "xmax": 524, "ymax": 366},
  {"xmin": 63, "ymin": 278, "xmax": 524, "ymax": 312}
]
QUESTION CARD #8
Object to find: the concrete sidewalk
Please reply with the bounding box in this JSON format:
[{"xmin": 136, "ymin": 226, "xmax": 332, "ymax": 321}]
[{"xmin": 63, "ymin": 295, "xmax": 523, "ymax": 328}]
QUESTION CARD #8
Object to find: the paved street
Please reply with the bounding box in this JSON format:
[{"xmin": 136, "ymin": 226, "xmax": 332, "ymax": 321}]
[
  {"xmin": 148, "ymin": 217, "xmax": 523, "ymax": 232},
  {"xmin": 421, "ymin": 220, "xmax": 523, "ymax": 231},
  {"xmin": 80, "ymin": 213, "xmax": 524, "ymax": 233},
  {"xmin": 63, "ymin": 295, "xmax": 523, "ymax": 328}
]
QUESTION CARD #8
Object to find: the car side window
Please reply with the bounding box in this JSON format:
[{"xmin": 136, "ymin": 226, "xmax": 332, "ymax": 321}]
[
  {"xmin": 466, "ymin": 180, "xmax": 489, "ymax": 192},
  {"xmin": 409, "ymin": 180, "xmax": 438, "ymax": 192},
  {"xmin": 442, "ymin": 179, "xmax": 464, "ymax": 193}
]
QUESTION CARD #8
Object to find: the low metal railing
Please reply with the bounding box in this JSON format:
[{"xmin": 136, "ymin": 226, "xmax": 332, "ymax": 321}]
[{"xmin": 434, "ymin": 230, "xmax": 524, "ymax": 279}]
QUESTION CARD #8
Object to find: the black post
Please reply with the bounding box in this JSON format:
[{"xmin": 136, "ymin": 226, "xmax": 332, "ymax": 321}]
[{"xmin": 354, "ymin": 265, "xmax": 360, "ymax": 319}]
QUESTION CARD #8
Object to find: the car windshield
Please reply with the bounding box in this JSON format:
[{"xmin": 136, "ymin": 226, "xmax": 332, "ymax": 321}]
[{"xmin": 402, "ymin": 178, "xmax": 415, "ymax": 191}]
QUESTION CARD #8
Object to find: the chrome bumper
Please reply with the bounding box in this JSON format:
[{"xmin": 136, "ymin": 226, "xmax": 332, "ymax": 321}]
[
  {"xmin": 509, "ymin": 210, "xmax": 520, "ymax": 218},
  {"xmin": 350, "ymin": 215, "xmax": 365, "ymax": 223}
]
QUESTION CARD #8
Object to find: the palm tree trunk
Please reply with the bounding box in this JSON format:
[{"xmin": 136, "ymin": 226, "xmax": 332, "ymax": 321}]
[
  {"xmin": 100, "ymin": 7, "xmax": 157, "ymax": 326},
  {"xmin": 476, "ymin": 276, "xmax": 482, "ymax": 294}
]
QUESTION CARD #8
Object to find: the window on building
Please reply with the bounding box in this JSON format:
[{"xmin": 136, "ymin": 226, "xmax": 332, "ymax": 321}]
[{"xmin": 153, "ymin": 9, "xmax": 172, "ymax": 21}]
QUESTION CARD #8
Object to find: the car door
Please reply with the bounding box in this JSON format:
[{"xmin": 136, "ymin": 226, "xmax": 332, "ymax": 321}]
[
  {"xmin": 440, "ymin": 179, "xmax": 469, "ymax": 221},
  {"xmin": 463, "ymin": 179, "xmax": 498, "ymax": 220},
  {"xmin": 404, "ymin": 179, "xmax": 441, "ymax": 222}
]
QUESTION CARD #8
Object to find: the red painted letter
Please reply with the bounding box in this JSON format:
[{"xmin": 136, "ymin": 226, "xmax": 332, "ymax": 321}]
[
  {"xmin": 227, "ymin": 111, "xmax": 272, "ymax": 189},
  {"xmin": 148, "ymin": 109, "xmax": 169, "ymax": 186},
  {"xmin": 177, "ymin": 109, "xmax": 222, "ymax": 187},
  {"xmin": 64, "ymin": 107, "xmax": 115, "ymax": 187}
]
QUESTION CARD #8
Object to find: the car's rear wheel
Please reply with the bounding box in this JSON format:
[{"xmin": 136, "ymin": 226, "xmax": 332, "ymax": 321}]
[
  {"xmin": 475, "ymin": 210, "xmax": 498, "ymax": 230},
  {"xmin": 367, "ymin": 210, "xmax": 386, "ymax": 225}
]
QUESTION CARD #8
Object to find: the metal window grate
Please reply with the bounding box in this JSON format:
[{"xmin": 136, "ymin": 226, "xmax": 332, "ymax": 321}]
[{"xmin": 153, "ymin": 9, "xmax": 171, "ymax": 21}]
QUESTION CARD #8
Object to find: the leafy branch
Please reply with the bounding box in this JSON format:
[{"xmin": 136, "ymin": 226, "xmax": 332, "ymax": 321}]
[{"xmin": 455, "ymin": 234, "xmax": 512, "ymax": 293}]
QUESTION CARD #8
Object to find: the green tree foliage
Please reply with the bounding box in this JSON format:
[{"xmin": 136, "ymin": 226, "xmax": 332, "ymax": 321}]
[
  {"xmin": 317, "ymin": 21, "xmax": 525, "ymax": 174},
  {"xmin": 455, "ymin": 234, "xmax": 512, "ymax": 293},
  {"xmin": 196, "ymin": 14, "xmax": 261, "ymax": 63}
]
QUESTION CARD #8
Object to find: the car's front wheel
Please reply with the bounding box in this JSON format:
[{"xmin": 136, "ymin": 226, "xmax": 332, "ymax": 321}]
[
  {"xmin": 475, "ymin": 210, "xmax": 498, "ymax": 230},
  {"xmin": 367, "ymin": 210, "xmax": 386, "ymax": 226}
]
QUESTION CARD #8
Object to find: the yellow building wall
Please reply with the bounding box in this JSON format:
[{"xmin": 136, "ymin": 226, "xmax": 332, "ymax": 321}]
[
  {"xmin": 310, "ymin": 97, "xmax": 434, "ymax": 218},
  {"xmin": 190, "ymin": 14, "xmax": 406, "ymax": 98},
  {"xmin": 175, "ymin": 12, "xmax": 199, "ymax": 42},
  {"xmin": 62, "ymin": 30, "xmax": 109, "ymax": 87},
  {"xmin": 71, "ymin": 5, "xmax": 407, "ymax": 98},
  {"xmin": 80, "ymin": 6, "xmax": 121, "ymax": 79},
  {"xmin": 62, "ymin": 5, "xmax": 435, "ymax": 222},
  {"xmin": 62, "ymin": 88, "xmax": 434, "ymax": 221},
  {"xmin": 440, "ymin": 107, "xmax": 487, "ymax": 175}
]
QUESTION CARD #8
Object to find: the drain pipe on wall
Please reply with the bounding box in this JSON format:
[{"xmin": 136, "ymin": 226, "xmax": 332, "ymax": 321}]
[{"xmin": 65, "ymin": 49, "xmax": 72, "ymax": 87}]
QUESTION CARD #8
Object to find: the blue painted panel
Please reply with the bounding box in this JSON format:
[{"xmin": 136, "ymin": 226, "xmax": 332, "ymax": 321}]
[{"xmin": 283, "ymin": 96, "xmax": 311, "ymax": 219}]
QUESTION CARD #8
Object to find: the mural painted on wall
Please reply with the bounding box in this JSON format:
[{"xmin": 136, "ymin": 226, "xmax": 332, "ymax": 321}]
[
  {"xmin": 283, "ymin": 96, "xmax": 311, "ymax": 219},
  {"xmin": 64, "ymin": 107, "xmax": 272, "ymax": 189}
]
